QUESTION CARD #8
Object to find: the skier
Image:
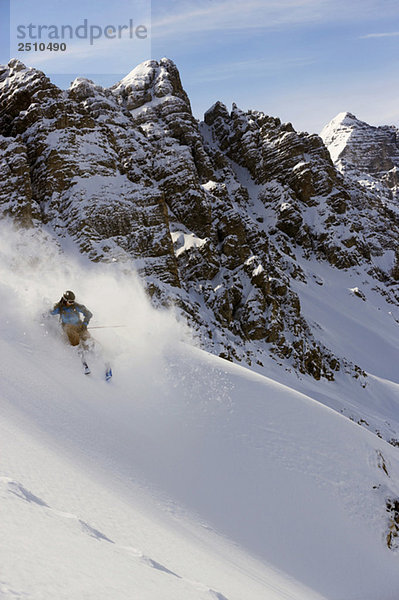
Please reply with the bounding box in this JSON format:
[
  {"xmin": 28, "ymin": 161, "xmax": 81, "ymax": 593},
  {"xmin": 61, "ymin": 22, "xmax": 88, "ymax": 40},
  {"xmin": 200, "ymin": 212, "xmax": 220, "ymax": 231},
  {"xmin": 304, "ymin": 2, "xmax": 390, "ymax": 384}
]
[
  {"xmin": 50, "ymin": 290, "xmax": 93, "ymax": 349},
  {"xmin": 49, "ymin": 290, "xmax": 112, "ymax": 380}
]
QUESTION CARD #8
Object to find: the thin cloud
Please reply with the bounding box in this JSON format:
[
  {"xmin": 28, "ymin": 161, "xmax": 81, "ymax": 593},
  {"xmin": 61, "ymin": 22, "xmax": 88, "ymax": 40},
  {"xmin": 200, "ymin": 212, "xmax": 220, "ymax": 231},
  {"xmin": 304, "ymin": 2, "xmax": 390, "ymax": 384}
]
[
  {"xmin": 360, "ymin": 31, "xmax": 399, "ymax": 38},
  {"xmin": 187, "ymin": 56, "xmax": 317, "ymax": 84},
  {"xmin": 152, "ymin": 0, "xmax": 399, "ymax": 39},
  {"xmin": 152, "ymin": 0, "xmax": 327, "ymax": 38}
]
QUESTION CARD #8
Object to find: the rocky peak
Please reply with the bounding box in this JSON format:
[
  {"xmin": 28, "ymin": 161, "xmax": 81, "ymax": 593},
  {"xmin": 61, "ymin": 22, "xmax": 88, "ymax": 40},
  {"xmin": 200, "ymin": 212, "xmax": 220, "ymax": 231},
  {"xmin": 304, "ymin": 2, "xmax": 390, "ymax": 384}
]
[
  {"xmin": 204, "ymin": 101, "xmax": 230, "ymax": 125},
  {"xmin": 321, "ymin": 112, "xmax": 399, "ymax": 200},
  {"xmin": 111, "ymin": 58, "xmax": 190, "ymax": 109},
  {"xmin": 0, "ymin": 59, "xmax": 62, "ymax": 136},
  {"xmin": 69, "ymin": 77, "xmax": 104, "ymax": 100},
  {"xmin": 204, "ymin": 101, "xmax": 334, "ymax": 197}
]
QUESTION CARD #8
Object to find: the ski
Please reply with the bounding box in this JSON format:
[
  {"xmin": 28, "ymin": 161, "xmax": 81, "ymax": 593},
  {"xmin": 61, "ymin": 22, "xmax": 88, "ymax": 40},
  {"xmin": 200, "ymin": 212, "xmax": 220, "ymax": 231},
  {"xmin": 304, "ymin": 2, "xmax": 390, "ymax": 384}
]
[
  {"xmin": 78, "ymin": 344, "xmax": 91, "ymax": 375},
  {"xmin": 79, "ymin": 351, "xmax": 90, "ymax": 375},
  {"xmin": 83, "ymin": 360, "xmax": 91, "ymax": 375},
  {"xmin": 105, "ymin": 365, "xmax": 112, "ymax": 381}
]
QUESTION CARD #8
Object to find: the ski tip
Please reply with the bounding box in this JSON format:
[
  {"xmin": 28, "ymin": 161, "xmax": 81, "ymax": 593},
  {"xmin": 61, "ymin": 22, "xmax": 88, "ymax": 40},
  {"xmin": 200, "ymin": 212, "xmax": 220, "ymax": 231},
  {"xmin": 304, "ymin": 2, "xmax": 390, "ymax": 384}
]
[{"xmin": 105, "ymin": 367, "xmax": 113, "ymax": 382}]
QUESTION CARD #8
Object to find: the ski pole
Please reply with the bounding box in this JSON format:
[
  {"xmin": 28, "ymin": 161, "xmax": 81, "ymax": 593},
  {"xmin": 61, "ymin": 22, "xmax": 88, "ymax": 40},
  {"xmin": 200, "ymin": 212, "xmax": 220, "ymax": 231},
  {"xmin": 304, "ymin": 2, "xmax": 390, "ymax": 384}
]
[{"xmin": 88, "ymin": 325, "xmax": 126, "ymax": 329}]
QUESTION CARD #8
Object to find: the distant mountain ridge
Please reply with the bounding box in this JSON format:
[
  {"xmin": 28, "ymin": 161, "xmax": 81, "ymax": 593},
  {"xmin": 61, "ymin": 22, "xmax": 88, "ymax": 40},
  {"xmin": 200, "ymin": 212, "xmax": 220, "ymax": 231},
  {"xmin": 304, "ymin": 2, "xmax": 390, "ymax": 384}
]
[
  {"xmin": 1, "ymin": 58, "xmax": 399, "ymax": 384},
  {"xmin": 321, "ymin": 111, "xmax": 399, "ymax": 202}
]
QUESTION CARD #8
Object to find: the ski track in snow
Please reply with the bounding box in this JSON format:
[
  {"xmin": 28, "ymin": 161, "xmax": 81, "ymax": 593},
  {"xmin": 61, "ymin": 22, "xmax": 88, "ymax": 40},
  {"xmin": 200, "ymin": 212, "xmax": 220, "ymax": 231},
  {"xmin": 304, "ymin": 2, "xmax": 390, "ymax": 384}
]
[{"xmin": 0, "ymin": 476, "xmax": 235, "ymax": 600}]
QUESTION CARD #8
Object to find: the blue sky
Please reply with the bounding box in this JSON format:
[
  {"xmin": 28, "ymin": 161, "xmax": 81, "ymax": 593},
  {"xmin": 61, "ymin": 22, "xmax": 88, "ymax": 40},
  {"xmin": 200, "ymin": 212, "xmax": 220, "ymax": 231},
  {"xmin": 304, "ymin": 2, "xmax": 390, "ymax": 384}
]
[{"xmin": 1, "ymin": 0, "xmax": 399, "ymax": 132}]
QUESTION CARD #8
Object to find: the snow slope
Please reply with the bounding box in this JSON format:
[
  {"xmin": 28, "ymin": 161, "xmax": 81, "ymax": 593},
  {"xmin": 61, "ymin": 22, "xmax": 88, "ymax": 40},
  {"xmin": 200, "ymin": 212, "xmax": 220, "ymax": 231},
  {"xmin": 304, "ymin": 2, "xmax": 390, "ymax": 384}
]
[
  {"xmin": 2, "ymin": 221, "xmax": 399, "ymax": 600},
  {"xmin": 320, "ymin": 112, "xmax": 356, "ymax": 164}
]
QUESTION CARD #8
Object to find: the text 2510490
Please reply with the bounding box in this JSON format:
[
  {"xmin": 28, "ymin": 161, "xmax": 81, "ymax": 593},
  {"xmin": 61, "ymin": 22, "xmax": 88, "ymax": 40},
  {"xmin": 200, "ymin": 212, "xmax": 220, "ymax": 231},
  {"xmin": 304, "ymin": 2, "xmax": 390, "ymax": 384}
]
[{"xmin": 18, "ymin": 42, "xmax": 67, "ymax": 52}]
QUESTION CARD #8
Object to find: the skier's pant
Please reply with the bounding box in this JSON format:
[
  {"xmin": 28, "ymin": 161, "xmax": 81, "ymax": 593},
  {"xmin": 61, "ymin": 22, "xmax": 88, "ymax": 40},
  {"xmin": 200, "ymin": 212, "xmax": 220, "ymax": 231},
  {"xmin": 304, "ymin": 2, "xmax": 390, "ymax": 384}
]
[{"xmin": 63, "ymin": 323, "xmax": 91, "ymax": 348}]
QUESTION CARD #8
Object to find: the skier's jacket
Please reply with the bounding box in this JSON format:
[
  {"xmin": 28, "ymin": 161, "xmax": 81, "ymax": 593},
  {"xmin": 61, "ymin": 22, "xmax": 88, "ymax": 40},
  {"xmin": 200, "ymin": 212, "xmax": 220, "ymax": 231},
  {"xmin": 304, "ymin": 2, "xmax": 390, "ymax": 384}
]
[{"xmin": 51, "ymin": 301, "xmax": 92, "ymax": 327}]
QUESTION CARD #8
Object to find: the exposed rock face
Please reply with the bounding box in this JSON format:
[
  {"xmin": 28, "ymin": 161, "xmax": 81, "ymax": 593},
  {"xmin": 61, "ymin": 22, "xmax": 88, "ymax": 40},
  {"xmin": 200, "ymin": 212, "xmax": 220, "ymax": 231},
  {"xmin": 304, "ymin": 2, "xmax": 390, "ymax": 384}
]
[
  {"xmin": 202, "ymin": 102, "xmax": 399, "ymax": 279},
  {"xmin": 321, "ymin": 111, "xmax": 399, "ymax": 202},
  {"xmin": 0, "ymin": 134, "xmax": 35, "ymax": 225},
  {"xmin": 1, "ymin": 59, "xmax": 399, "ymax": 379},
  {"xmin": 386, "ymin": 498, "xmax": 399, "ymax": 550},
  {"xmin": 0, "ymin": 59, "xmax": 179, "ymax": 285}
]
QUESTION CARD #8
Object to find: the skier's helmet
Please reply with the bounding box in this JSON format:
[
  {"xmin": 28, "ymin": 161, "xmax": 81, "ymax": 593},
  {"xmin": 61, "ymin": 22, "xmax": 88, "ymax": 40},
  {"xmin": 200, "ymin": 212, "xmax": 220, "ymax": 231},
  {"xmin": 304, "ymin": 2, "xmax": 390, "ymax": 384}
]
[{"xmin": 63, "ymin": 290, "xmax": 75, "ymax": 303}]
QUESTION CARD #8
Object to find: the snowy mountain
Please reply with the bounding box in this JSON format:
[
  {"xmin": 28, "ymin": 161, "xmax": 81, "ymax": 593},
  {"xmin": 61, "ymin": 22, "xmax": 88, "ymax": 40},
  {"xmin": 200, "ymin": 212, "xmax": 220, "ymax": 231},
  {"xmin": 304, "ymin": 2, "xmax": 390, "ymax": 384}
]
[
  {"xmin": 2, "ymin": 58, "xmax": 399, "ymax": 597},
  {"xmin": 2, "ymin": 58, "xmax": 399, "ymax": 388},
  {"xmin": 321, "ymin": 111, "xmax": 399, "ymax": 203}
]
